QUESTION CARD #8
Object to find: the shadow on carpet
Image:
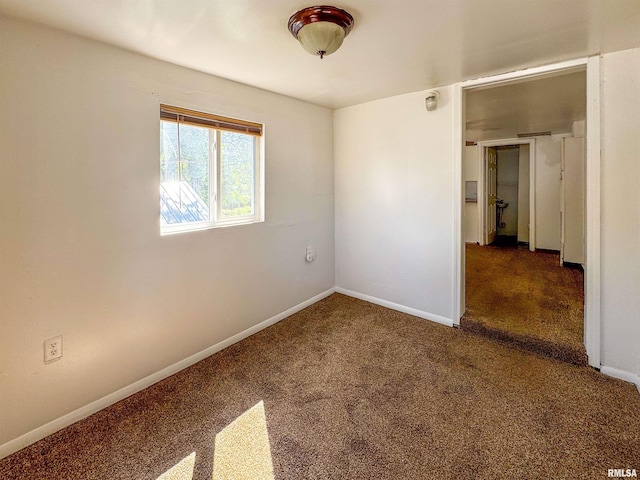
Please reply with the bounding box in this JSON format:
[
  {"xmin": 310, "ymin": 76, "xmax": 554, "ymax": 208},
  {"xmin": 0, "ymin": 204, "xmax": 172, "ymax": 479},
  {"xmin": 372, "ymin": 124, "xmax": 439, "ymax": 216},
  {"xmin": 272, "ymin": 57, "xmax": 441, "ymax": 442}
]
[{"xmin": 463, "ymin": 243, "xmax": 587, "ymax": 365}]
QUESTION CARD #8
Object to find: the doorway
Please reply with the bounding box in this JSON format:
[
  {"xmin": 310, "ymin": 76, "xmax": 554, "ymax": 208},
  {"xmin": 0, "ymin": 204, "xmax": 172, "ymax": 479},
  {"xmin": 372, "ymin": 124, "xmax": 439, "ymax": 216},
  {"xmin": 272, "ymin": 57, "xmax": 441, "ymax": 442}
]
[
  {"xmin": 454, "ymin": 59, "xmax": 598, "ymax": 365},
  {"xmin": 475, "ymin": 141, "xmax": 534, "ymax": 250}
]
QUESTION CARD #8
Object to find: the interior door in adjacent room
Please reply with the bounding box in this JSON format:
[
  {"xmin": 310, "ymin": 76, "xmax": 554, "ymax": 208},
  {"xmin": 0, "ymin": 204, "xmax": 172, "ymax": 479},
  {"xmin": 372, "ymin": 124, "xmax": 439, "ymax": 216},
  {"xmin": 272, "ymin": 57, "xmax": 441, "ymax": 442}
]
[
  {"xmin": 486, "ymin": 147, "xmax": 497, "ymax": 245},
  {"xmin": 561, "ymin": 135, "xmax": 586, "ymax": 265}
]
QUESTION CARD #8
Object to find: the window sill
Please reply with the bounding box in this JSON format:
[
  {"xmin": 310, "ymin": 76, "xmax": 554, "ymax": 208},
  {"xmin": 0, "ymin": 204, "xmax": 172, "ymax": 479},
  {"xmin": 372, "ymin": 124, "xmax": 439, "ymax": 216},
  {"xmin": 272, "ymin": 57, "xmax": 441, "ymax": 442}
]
[{"xmin": 160, "ymin": 218, "xmax": 263, "ymax": 236}]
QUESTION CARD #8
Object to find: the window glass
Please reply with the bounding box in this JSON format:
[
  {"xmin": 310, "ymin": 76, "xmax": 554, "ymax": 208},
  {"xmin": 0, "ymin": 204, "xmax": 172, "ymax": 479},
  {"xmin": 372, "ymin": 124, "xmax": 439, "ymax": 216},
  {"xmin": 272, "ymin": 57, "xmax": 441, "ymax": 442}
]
[
  {"xmin": 220, "ymin": 131, "xmax": 255, "ymax": 219},
  {"xmin": 160, "ymin": 122, "xmax": 210, "ymax": 226},
  {"xmin": 159, "ymin": 105, "xmax": 263, "ymax": 234}
]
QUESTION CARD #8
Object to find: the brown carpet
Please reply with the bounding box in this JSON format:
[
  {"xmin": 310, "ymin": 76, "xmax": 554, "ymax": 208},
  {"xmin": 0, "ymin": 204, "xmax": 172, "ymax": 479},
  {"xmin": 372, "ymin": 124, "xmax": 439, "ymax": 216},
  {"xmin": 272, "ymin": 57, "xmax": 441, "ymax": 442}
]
[
  {"xmin": 463, "ymin": 243, "xmax": 587, "ymax": 365},
  {"xmin": 2, "ymin": 293, "xmax": 639, "ymax": 479}
]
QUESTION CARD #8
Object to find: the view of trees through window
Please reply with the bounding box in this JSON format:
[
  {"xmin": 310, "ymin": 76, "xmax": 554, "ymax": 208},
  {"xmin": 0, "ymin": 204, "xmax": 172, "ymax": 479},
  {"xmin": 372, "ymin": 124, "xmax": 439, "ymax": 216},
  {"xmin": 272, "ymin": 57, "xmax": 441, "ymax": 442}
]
[
  {"xmin": 160, "ymin": 121, "xmax": 255, "ymax": 226},
  {"xmin": 220, "ymin": 131, "xmax": 254, "ymax": 217}
]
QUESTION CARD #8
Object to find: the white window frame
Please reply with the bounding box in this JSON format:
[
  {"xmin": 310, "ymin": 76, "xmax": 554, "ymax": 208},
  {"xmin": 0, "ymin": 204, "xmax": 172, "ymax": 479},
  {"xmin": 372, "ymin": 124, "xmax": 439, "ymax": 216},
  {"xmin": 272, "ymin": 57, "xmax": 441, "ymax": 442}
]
[{"xmin": 159, "ymin": 105, "xmax": 264, "ymax": 235}]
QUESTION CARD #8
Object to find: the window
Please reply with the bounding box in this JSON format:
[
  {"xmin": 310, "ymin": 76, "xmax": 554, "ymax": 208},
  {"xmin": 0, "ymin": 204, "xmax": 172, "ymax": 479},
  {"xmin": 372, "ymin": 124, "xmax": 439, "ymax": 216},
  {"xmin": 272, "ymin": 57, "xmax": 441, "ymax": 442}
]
[{"xmin": 159, "ymin": 104, "xmax": 263, "ymax": 234}]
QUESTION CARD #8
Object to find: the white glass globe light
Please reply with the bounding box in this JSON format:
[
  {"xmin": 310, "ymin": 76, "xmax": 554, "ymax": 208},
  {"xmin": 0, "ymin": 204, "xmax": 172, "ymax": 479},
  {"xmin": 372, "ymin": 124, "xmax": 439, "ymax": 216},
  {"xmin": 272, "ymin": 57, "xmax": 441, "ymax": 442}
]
[{"xmin": 297, "ymin": 21, "xmax": 346, "ymax": 59}]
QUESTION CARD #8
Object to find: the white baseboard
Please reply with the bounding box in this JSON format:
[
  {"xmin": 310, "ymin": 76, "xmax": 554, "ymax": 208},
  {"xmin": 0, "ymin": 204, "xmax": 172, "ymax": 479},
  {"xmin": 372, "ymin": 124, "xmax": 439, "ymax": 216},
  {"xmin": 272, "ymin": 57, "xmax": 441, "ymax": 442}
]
[
  {"xmin": 0, "ymin": 287, "xmax": 336, "ymax": 460},
  {"xmin": 335, "ymin": 287, "xmax": 453, "ymax": 327},
  {"xmin": 600, "ymin": 365, "xmax": 640, "ymax": 390}
]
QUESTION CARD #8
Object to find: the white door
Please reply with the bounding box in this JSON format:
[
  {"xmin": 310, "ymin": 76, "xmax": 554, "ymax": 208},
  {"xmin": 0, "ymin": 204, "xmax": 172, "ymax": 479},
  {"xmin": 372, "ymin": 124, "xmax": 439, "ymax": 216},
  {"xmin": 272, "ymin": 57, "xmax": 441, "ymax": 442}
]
[
  {"xmin": 486, "ymin": 147, "xmax": 497, "ymax": 245},
  {"xmin": 561, "ymin": 137, "xmax": 585, "ymax": 265}
]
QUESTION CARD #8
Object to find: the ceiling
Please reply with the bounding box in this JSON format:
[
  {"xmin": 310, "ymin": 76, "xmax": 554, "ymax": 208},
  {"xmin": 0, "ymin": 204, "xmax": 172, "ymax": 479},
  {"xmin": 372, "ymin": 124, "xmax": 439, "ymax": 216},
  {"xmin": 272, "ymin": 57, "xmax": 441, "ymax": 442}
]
[
  {"xmin": 465, "ymin": 69, "xmax": 587, "ymax": 142},
  {"xmin": 0, "ymin": 0, "xmax": 639, "ymax": 110}
]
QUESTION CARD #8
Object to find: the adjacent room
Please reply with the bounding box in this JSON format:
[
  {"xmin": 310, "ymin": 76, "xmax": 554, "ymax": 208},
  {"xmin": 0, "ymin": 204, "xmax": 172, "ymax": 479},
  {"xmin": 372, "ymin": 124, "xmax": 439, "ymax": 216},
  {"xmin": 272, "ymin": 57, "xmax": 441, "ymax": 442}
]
[
  {"xmin": 462, "ymin": 70, "xmax": 589, "ymax": 365},
  {"xmin": 1, "ymin": 1, "xmax": 639, "ymax": 479}
]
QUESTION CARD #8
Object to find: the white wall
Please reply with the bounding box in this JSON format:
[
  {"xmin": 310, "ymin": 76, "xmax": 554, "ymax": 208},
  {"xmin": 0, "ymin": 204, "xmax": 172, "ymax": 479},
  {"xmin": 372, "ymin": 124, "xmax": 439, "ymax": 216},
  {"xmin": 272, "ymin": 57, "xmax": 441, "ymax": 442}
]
[
  {"xmin": 334, "ymin": 88, "xmax": 454, "ymax": 321},
  {"xmin": 517, "ymin": 145, "xmax": 530, "ymax": 243},
  {"xmin": 600, "ymin": 47, "xmax": 640, "ymax": 379},
  {"xmin": 0, "ymin": 16, "xmax": 335, "ymax": 448},
  {"xmin": 534, "ymin": 135, "xmax": 563, "ymax": 250},
  {"xmin": 464, "ymin": 145, "xmax": 479, "ymax": 243}
]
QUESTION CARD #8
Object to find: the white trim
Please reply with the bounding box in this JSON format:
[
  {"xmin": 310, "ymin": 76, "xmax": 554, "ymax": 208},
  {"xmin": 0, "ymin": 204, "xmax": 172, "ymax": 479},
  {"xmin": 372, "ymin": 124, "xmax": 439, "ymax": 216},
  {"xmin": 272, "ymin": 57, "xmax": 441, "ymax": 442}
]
[
  {"xmin": 476, "ymin": 143, "xmax": 484, "ymax": 246},
  {"xmin": 479, "ymin": 146, "xmax": 485, "ymax": 245},
  {"xmin": 454, "ymin": 56, "xmax": 601, "ymax": 368},
  {"xmin": 0, "ymin": 287, "xmax": 336, "ymax": 460},
  {"xmin": 452, "ymin": 84, "xmax": 464, "ymax": 325},
  {"xmin": 600, "ymin": 366, "xmax": 640, "ymax": 389},
  {"xmin": 451, "ymin": 83, "xmax": 464, "ymax": 325},
  {"xmin": 476, "ymin": 138, "xmax": 536, "ymax": 250},
  {"xmin": 460, "ymin": 58, "xmax": 588, "ymax": 89},
  {"xmin": 585, "ymin": 55, "xmax": 602, "ymax": 369},
  {"xmin": 529, "ymin": 140, "xmax": 537, "ymax": 251},
  {"xmin": 335, "ymin": 287, "xmax": 454, "ymax": 327}
]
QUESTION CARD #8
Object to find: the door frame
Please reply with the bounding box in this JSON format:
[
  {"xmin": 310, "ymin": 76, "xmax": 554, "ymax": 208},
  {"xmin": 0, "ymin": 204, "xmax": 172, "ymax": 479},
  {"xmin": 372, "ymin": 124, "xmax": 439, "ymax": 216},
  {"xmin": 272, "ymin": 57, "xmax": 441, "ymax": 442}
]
[
  {"xmin": 477, "ymin": 139, "xmax": 536, "ymax": 251},
  {"xmin": 452, "ymin": 56, "xmax": 601, "ymax": 369}
]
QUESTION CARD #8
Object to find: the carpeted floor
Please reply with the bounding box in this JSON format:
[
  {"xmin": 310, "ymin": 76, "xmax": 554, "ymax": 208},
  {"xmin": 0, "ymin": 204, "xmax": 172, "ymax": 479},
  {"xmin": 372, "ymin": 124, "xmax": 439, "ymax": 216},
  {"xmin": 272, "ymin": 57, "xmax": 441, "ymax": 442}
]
[
  {"xmin": 2, "ymin": 293, "xmax": 638, "ymax": 479},
  {"xmin": 463, "ymin": 243, "xmax": 587, "ymax": 365}
]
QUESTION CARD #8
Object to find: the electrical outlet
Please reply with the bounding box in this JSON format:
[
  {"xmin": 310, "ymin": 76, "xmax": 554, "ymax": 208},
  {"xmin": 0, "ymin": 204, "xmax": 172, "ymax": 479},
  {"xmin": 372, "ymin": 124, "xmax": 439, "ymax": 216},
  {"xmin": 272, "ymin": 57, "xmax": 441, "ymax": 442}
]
[{"xmin": 44, "ymin": 335, "xmax": 62, "ymax": 363}]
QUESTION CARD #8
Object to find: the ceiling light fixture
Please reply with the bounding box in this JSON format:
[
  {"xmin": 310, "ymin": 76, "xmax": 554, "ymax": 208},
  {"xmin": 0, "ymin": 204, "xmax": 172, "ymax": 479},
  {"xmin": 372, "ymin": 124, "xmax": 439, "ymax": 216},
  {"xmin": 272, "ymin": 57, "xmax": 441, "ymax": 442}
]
[{"xmin": 288, "ymin": 6, "xmax": 354, "ymax": 59}]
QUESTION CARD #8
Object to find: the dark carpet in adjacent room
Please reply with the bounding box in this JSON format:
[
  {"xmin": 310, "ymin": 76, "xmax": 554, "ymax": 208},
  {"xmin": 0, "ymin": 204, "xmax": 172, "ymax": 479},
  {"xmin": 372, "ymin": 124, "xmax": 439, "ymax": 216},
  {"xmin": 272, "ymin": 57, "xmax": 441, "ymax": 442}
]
[
  {"xmin": 2, "ymin": 294, "xmax": 638, "ymax": 479},
  {"xmin": 463, "ymin": 243, "xmax": 587, "ymax": 365}
]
